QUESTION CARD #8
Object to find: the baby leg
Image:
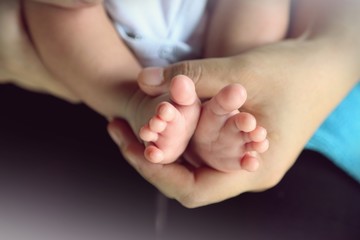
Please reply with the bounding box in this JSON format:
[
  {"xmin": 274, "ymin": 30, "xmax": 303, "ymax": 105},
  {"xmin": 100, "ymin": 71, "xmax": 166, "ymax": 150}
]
[
  {"xmin": 192, "ymin": 84, "xmax": 269, "ymax": 172},
  {"xmin": 139, "ymin": 75, "xmax": 200, "ymax": 164},
  {"xmin": 206, "ymin": 0, "xmax": 290, "ymax": 57}
]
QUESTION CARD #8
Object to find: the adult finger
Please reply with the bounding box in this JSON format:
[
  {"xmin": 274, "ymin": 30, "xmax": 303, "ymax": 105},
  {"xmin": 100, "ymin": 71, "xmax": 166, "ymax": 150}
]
[
  {"xmin": 138, "ymin": 57, "xmax": 242, "ymax": 99},
  {"xmin": 31, "ymin": 0, "xmax": 103, "ymax": 8},
  {"xmin": 107, "ymin": 119, "xmax": 270, "ymax": 208},
  {"xmin": 107, "ymin": 118, "xmax": 196, "ymax": 202},
  {"xmin": 138, "ymin": 0, "xmax": 290, "ymax": 98}
]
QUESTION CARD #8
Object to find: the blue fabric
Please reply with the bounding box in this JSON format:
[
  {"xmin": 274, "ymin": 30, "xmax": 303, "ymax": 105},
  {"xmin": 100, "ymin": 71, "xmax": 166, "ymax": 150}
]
[{"xmin": 306, "ymin": 82, "xmax": 360, "ymax": 183}]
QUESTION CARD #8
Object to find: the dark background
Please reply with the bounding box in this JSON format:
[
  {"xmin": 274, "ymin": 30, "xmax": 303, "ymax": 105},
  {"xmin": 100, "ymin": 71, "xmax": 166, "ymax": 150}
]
[{"xmin": 0, "ymin": 84, "xmax": 359, "ymax": 240}]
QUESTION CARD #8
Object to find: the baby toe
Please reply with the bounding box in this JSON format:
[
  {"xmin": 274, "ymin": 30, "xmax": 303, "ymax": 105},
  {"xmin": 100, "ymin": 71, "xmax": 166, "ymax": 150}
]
[
  {"xmin": 246, "ymin": 139, "xmax": 269, "ymax": 153},
  {"xmin": 170, "ymin": 75, "xmax": 198, "ymax": 106},
  {"xmin": 241, "ymin": 153, "xmax": 260, "ymax": 172},
  {"xmin": 149, "ymin": 116, "xmax": 167, "ymax": 133},
  {"xmin": 157, "ymin": 102, "xmax": 177, "ymax": 122},
  {"xmin": 213, "ymin": 84, "xmax": 247, "ymax": 115},
  {"xmin": 234, "ymin": 112, "xmax": 256, "ymax": 132},
  {"xmin": 139, "ymin": 126, "xmax": 158, "ymax": 142},
  {"xmin": 144, "ymin": 145, "xmax": 164, "ymax": 163},
  {"xmin": 249, "ymin": 126, "xmax": 267, "ymax": 142}
]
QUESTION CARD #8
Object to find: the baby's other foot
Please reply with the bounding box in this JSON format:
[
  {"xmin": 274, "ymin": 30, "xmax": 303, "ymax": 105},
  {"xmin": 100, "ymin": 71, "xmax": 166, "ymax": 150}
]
[
  {"xmin": 139, "ymin": 75, "xmax": 200, "ymax": 164},
  {"xmin": 192, "ymin": 84, "xmax": 269, "ymax": 172}
]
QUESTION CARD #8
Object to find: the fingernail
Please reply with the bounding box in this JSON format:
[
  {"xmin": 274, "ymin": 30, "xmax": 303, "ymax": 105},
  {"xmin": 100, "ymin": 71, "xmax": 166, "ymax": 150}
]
[
  {"xmin": 140, "ymin": 67, "xmax": 164, "ymax": 86},
  {"xmin": 108, "ymin": 127, "xmax": 122, "ymax": 146}
]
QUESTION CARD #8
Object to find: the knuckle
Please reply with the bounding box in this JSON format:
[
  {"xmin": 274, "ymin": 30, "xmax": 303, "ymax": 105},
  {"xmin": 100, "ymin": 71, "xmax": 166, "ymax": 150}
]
[
  {"xmin": 177, "ymin": 191, "xmax": 210, "ymax": 209},
  {"xmin": 178, "ymin": 195, "xmax": 201, "ymax": 209},
  {"xmin": 164, "ymin": 61, "xmax": 203, "ymax": 85}
]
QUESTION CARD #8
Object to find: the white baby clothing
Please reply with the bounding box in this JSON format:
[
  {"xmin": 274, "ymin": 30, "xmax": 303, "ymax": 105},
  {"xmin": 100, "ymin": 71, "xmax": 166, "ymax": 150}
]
[{"xmin": 105, "ymin": 0, "xmax": 208, "ymax": 67}]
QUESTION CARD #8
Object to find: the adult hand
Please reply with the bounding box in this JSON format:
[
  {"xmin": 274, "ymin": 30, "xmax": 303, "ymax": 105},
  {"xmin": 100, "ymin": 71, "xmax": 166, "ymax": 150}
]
[
  {"xmin": 111, "ymin": 0, "xmax": 360, "ymax": 206},
  {"xmin": 111, "ymin": 38, "xmax": 358, "ymax": 207},
  {"xmin": 109, "ymin": 42, "xmax": 315, "ymax": 207},
  {"xmin": 0, "ymin": 0, "xmax": 102, "ymax": 102},
  {"xmin": 108, "ymin": 118, "xmax": 275, "ymax": 208}
]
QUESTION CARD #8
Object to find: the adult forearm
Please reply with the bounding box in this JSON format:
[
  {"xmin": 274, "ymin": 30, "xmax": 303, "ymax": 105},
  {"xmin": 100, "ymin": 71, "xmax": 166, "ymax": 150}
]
[
  {"xmin": 24, "ymin": 2, "xmax": 141, "ymax": 118},
  {"xmin": 292, "ymin": 0, "xmax": 360, "ymax": 83}
]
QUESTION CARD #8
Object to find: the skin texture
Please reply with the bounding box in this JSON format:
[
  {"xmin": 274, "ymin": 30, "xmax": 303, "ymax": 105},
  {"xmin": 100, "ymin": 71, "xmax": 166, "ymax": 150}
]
[
  {"xmin": 0, "ymin": 0, "xmax": 80, "ymax": 101},
  {"xmin": 2, "ymin": 0, "xmax": 359, "ymax": 207},
  {"xmin": 190, "ymin": 83, "xmax": 269, "ymax": 172},
  {"xmin": 24, "ymin": 2, "xmax": 142, "ymax": 118},
  {"xmin": 205, "ymin": 0, "xmax": 290, "ymax": 57},
  {"xmin": 139, "ymin": 75, "xmax": 201, "ymax": 164},
  {"xmin": 113, "ymin": 0, "xmax": 360, "ymax": 207},
  {"xmin": 23, "ymin": 0, "xmax": 269, "ymax": 170}
]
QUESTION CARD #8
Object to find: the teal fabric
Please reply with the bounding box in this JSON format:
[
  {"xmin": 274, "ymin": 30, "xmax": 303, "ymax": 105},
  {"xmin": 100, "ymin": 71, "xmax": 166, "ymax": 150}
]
[{"xmin": 306, "ymin": 83, "xmax": 360, "ymax": 183}]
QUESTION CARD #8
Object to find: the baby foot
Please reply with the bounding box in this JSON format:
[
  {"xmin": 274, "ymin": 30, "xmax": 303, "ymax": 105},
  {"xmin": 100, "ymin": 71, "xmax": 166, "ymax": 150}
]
[
  {"xmin": 139, "ymin": 75, "xmax": 200, "ymax": 164},
  {"xmin": 192, "ymin": 84, "xmax": 269, "ymax": 172}
]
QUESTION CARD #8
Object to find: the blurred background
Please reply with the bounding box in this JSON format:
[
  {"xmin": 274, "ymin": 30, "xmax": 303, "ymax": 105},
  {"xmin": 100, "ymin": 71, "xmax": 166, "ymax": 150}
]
[{"xmin": 0, "ymin": 84, "xmax": 359, "ymax": 240}]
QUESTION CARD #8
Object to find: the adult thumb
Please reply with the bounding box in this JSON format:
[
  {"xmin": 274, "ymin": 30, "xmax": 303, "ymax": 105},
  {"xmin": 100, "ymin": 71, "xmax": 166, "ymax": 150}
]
[
  {"xmin": 138, "ymin": 58, "xmax": 235, "ymax": 99},
  {"xmin": 31, "ymin": 0, "xmax": 103, "ymax": 8}
]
